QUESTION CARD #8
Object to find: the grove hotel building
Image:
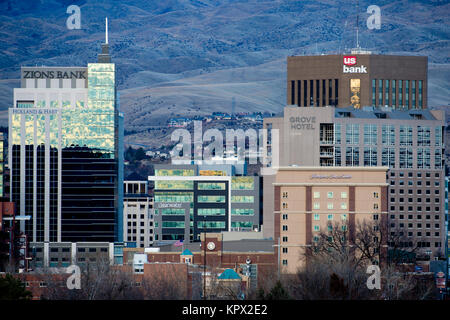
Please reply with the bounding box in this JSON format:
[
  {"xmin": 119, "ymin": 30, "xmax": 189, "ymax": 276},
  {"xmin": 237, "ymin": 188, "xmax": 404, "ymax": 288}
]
[
  {"xmin": 263, "ymin": 106, "xmax": 445, "ymax": 259},
  {"xmin": 274, "ymin": 167, "xmax": 389, "ymax": 273}
]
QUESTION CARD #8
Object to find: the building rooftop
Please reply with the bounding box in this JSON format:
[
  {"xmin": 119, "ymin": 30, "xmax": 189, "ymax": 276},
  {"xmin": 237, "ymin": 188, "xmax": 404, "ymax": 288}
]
[
  {"xmin": 153, "ymin": 239, "xmax": 274, "ymax": 253},
  {"xmin": 271, "ymin": 106, "xmax": 443, "ymax": 121},
  {"xmin": 335, "ymin": 107, "xmax": 441, "ymax": 121}
]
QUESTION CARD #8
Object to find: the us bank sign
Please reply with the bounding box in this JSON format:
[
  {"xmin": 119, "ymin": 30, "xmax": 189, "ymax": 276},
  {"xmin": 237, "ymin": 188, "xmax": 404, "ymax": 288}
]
[{"xmin": 343, "ymin": 56, "xmax": 367, "ymax": 74}]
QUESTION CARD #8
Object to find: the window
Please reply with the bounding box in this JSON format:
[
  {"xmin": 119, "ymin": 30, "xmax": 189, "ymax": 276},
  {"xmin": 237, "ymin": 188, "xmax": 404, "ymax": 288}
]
[
  {"xmin": 399, "ymin": 126, "xmax": 413, "ymax": 146},
  {"xmin": 282, "ymin": 214, "xmax": 288, "ymax": 220},
  {"xmin": 392, "ymin": 80, "xmax": 396, "ymax": 107},
  {"xmin": 314, "ymin": 225, "xmax": 320, "ymax": 232},
  {"xmin": 200, "ymin": 208, "xmax": 227, "ymax": 216},
  {"xmin": 327, "ymin": 203, "xmax": 334, "ymax": 210},
  {"xmin": 341, "ymin": 192, "xmax": 347, "ymax": 199},
  {"xmin": 417, "ymin": 126, "xmax": 431, "ymax": 146},
  {"xmin": 341, "ymin": 203, "xmax": 347, "ymax": 209},
  {"xmin": 282, "ymin": 225, "xmax": 288, "ymax": 231},
  {"xmin": 435, "ymin": 149, "xmax": 442, "ymax": 169},
  {"xmin": 346, "ymin": 124, "xmax": 360, "ymax": 145},
  {"xmin": 313, "ymin": 203, "xmax": 320, "ymax": 210},
  {"xmin": 327, "ymin": 214, "xmax": 334, "ymax": 220},
  {"xmin": 435, "ymin": 126, "xmax": 442, "ymax": 146},
  {"xmin": 346, "ymin": 147, "xmax": 359, "ymax": 166},
  {"xmin": 417, "ymin": 148, "xmax": 431, "ymax": 169},
  {"xmin": 314, "ymin": 192, "xmax": 320, "ymax": 199},
  {"xmin": 327, "ymin": 192, "xmax": 333, "ymax": 199},
  {"xmin": 399, "ymin": 147, "xmax": 413, "ymax": 168},
  {"xmin": 232, "ymin": 208, "xmax": 253, "ymax": 219},
  {"xmin": 372, "ymin": 79, "xmax": 376, "ymax": 106},
  {"xmin": 382, "ymin": 147, "xmax": 395, "ymax": 167},
  {"xmin": 198, "ymin": 182, "xmax": 226, "ymax": 190},
  {"xmin": 364, "ymin": 124, "xmax": 377, "ymax": 145},
  {"xmin": 314, "ymin": 214, "xmax": 320, "ymax": 221},
  {"xmin": 364, "ymin": 147, "xmax": 377, "ymax": 166},
  {"xmin": 231, "ymin": 196, "xmax": 254, "ymax": 203},
  {"xmin": 374, "ymin": 203, "xmax": 379, "ymax": 210},
  {"xmin": 282, "ymin": 192, "xmax": 288, "ymax": 199},
  {"xmin": 282, "ymin": 236, "xmax": 288, "ymax": 242}
]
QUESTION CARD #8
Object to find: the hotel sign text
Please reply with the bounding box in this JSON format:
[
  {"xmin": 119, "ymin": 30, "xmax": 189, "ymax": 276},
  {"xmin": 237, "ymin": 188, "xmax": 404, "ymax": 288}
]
[
  {"xmin": 311, "ymin": 174, "xmax": 352, "ymax": 179},
  {"xmin": 290, "ymin": 116, "xmax": 316, "ymax": 130}
]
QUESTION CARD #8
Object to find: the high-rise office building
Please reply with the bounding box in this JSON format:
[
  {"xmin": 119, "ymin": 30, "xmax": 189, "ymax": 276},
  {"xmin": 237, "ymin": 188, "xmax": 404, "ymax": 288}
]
[
  {"xmin": 150, "ymin": 164, "xmax": 260, "ymax": 243},
  {"xmin": 287, "ymin": 53, "xmax": 427, "ymax": 110},
  {"xmin": 263, "ymin": 53, "xmax": 444, "ymax": 261},
  {"xmin": 9, "ymin": 21, "xmax": 123, "ymax": 243},
  {"xmin": 123, "ymin": 179, "xmax": 154, "ymax": 248}
]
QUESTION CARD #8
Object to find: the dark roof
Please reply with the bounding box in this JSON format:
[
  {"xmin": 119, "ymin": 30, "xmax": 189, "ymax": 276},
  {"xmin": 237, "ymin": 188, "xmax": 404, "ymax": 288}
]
[
  {"xmin": 125, "ymin": 172, "xmax": 147, "ymax": 181},
  {"xmin": 154, "ymin": 239, "xmax": 274, "ymax": 253},
  {"xmin": 335, "ymin": 106, "xmax": 440, "ymax": 120}
]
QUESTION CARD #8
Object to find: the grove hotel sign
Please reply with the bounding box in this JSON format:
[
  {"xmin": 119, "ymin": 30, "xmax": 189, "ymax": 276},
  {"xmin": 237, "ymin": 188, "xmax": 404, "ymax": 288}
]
[
  {"xmin": 343, "ymin": 56, "xmax": 367, "ymax": 74},
  {"xmin": 311, "ymin": 174, "xmax": 352, "ymax": 179},
  {"xmin": 289, "ymin": 116, "xmax": 316, "ymax": 130}
]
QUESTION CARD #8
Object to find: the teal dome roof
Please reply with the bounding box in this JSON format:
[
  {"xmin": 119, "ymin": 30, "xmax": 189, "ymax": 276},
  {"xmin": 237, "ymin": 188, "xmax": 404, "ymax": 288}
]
[
  {"xmin": 181, "ymin": 249, "xmax": 193, "ymax": 256},
  {"xmin": 218, "ymin": 269, "xmax": 241, "ymax": 280}
]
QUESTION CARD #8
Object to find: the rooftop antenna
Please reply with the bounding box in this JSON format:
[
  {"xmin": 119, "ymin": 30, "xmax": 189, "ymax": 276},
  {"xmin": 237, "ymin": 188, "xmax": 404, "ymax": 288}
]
[
  {"xmin": 98, "ymin": 17, "xmax": 111, "ymax": 63},
  {"xmin": 105, "ymin": 17, "xmax": 108, "ymax": 44},
  {"xmin": 351, "ymin": 0, "xmax": 371, "ymax": 54},
  {"xmin": 356, "ymin": 0, "xmax": 360, "ymax": 50}
]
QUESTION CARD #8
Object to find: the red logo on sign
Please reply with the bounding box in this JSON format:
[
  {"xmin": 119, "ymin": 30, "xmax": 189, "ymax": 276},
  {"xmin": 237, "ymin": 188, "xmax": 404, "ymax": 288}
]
[{"xmin": 343, "ymin": 56, "xmax": 357, "ymax": 66}]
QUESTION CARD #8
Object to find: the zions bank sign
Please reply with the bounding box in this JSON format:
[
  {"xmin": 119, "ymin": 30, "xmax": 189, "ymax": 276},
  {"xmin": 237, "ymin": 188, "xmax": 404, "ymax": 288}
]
[{"xmin": 21, "ymin": 68, "xmax": 87, "ymax": 80}]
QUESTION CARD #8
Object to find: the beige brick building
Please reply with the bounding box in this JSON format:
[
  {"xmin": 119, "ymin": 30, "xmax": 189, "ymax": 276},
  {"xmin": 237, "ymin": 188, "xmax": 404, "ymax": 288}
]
[{"xmin": 273, "ymin": 166, "xmax": 389, "ymax": 274}]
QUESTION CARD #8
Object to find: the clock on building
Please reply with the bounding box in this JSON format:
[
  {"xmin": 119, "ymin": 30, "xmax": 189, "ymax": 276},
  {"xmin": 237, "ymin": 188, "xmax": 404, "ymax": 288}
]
[{"xmin": 207, "ymin": 242, "xmax": 215, "ymax": 251}]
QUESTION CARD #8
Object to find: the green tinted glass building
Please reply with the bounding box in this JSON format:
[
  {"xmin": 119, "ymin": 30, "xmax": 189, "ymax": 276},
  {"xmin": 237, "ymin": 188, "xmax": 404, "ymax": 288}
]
[{"xmin": 9, "ymin": 32, "xmax": 123, "ymax": 242}]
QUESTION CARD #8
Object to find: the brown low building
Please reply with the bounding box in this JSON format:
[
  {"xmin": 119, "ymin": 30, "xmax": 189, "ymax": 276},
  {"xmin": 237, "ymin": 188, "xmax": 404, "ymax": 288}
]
[{"xmin": 123, "ymin": 233, "xmax": 277, "ymax": 289}]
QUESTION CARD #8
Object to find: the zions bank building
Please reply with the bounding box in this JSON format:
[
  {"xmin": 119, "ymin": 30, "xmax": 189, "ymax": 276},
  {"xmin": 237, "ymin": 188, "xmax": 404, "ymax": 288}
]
[{"xmin": 9, "ymin": 40, "xmax": 124, "ymax": 243}]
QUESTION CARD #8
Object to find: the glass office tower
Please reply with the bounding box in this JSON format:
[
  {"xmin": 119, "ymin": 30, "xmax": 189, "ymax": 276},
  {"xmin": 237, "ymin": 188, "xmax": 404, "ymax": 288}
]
[{"xmin": 9, "ymin": 39, "xmax": 123, "ymax": 242}]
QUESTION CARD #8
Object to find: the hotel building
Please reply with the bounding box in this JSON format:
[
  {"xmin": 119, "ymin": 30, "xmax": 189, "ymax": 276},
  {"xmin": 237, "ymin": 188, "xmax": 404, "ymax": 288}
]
[
  {"xmin": 263, "ymin": 105, "xmax": 445, "ymax": 259},
  {"xmin": 149, "ymin": 164, "xmax": 260, "ymax": 243},
  {"xmin": 274, "ymin": 166, "xmax": 388, "ymax": 273},
  {"xmin": 9, "ymin": 27, "xmax": 124, "ymax": 243}
]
